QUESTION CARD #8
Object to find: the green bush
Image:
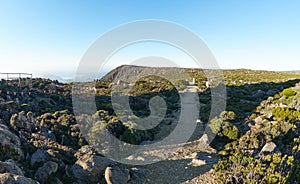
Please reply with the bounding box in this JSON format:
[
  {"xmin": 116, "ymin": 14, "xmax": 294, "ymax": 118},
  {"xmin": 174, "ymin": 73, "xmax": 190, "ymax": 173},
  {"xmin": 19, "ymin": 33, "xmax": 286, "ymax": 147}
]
[
  {"xmin": 223, "ymin": 125, "xmax": 239, "ymax": 140},
  {"xmin": 220, "ymin": 111, "xmax": 236, "ymax": 121},
  {"xmin": 173, "ymin": 79, "xmax": 189, "ymax": 89},
  {"xmin": 214, "ymin": 153, "xmax": 292, "ymax": 184},
  {"xmin": 281, "ymin": 89, "xmax": 297, "ymax": 97},
  {"xmin": 209, "ymin": 118, "xmax": 239, "ymax": 140},
  {"xmin": 209, "ymin": 118, "xmax": 222, "ymax": 134},
  {"xmin": 272, "ymin": 107, "xmax": 300, "ymax": 122}
]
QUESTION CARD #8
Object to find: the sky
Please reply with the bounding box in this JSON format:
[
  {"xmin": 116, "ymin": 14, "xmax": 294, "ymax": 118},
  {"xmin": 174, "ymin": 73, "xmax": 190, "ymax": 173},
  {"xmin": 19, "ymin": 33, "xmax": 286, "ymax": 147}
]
[{"xmin": 0, "ymin": 0, "xmax": 300, "ymax": 79}]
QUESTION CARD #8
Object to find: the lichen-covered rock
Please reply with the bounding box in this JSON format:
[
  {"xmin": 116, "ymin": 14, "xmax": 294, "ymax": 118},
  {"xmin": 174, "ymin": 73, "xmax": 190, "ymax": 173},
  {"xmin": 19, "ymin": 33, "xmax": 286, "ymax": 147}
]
[
  {"xmin": 260, "ymin": 141, "xmax": 278, "ymax": 155},
  {"xmin": 200, "ymin": 134, "xmax": 210, "ymax": 145},
  {"xmin": 254, "ymin": 116, "xmax": 263, "ymax": 124},
  {"xmin": 10, "ymin": 111, "xmax": 35, "ymax": 132}
]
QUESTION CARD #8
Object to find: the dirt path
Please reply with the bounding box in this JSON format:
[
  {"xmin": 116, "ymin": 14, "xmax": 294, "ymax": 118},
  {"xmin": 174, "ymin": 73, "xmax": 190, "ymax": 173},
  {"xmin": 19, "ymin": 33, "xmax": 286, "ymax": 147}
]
[
  {"xmin": 127, "ymin": 139, "xmax": 219, "ymax": 184},
  {"xmin": 127, "ymin": 85, "xmax": 220, "ymax": 183}
]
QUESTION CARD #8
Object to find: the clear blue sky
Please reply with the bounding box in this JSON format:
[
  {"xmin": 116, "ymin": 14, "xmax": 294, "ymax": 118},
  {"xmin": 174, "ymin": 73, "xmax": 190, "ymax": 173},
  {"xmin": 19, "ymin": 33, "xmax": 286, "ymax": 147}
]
[{"xmin": 0, "ymin": 0, "xmax": 299, "ymax": 78}]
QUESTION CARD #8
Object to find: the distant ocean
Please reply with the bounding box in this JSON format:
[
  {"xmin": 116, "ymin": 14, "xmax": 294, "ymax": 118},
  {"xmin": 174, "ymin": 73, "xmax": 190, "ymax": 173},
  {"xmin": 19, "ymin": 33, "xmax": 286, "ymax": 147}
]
[{"xmin": 35, "ymin": 67, "xmax": 113, "ymax": 83}]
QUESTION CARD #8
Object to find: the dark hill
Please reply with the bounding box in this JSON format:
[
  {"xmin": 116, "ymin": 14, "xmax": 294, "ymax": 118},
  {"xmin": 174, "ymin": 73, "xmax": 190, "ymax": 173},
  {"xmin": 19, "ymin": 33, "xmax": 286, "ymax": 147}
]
[{"xmin": 100, "ymin": 65, "xmax": 300, "ymax": 86}]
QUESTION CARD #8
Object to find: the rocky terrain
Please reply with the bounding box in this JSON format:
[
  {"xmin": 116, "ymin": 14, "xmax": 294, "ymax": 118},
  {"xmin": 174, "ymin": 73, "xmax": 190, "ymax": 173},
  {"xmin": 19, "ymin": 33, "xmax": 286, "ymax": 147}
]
[{"xmin": 0, "ymin": 66, "xmax": 300, "ymax": 183}]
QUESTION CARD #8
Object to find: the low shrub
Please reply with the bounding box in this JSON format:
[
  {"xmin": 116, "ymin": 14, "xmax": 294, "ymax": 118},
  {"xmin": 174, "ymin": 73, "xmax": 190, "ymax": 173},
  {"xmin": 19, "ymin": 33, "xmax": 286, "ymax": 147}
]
[
  {"xmin": 272, "ymin": 107, "xmax": 300, "ymax": 122},
  {"xmin": 281, "ymin": 89, "xmax": 297, "ymax": 97}
]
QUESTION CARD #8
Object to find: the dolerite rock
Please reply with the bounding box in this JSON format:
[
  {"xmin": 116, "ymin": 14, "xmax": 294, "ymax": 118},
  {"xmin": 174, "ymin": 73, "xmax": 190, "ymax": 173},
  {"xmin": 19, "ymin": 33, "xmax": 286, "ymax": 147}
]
[
  {"xmin": 0, "ymin": 159, "xmax": 24, "ymax": 176},
  {"xmin": 266, "ymin": 89, "xmax": 278, "ymax": 96},
  {"xmin": 0, "ymin": 124, "xmax": 24, "ymax": 160},
  {"xmin": 74, "ymin": 145, "xmax": 97, "ymax": 158},
  {"xmin": 130, "ymin": 168, "xmax": 150, "ymax": 177},
  {"xmin": 10, "ymin": 111, "xmax": 35, "ymax": 132},
  {"xmin": 254, "ymin": 116, "xmax": 263, "ymax": 124},
  {"xmin": 105, "ymin": 166, "xmax": 130, "ymax": 184},
  {"xmin": 129, "ymin": 168, "xmax": 150, "ymax": 184},
  {"xmin": 200, "ymin": 134, "xmax": 210, "ymax": 145},
  {"xmin": 0, "ymin": 173, "xmax": 39, "ymax": 184},
  {"xmin": 31, "ymin": 149, "xmax": 50, "ymax": 166},
  {"xmin": 0, "ymin": 173, "xmax": 14, "ymax": 183},
  {"xmin": 13, "ymin": 174, "xmax": 40, "ymax": 184},
  {"xmin": 0, "ymin": 111, "xmax": 11, "ymax": 124},
  {"xmin": 72, "ymin": 154, "xmax": 114, "ymax": 183},
  {"xmin": 35, "ymin": 161, "xmax": 58, "ymax": 184},
  {"xmin": 50, "ymin": 177, "xmax": 63, "ymax": 184},
  {"xmin": 39, "ymin": 113, "xmax": 53, "ymax": 126},
  {"xmin": 260, "ymin": 142, "xmax": 278, "ymax": 155}
]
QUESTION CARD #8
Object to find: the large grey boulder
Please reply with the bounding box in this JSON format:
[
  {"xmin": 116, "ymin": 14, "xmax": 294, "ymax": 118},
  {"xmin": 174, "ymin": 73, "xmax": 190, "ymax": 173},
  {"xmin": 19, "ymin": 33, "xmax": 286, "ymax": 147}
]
[
  {"xmin": 49, "ymin": 177, "xmax": 63, "ymax": 184},
  {"xmin": 14, "ymin": 174, "xmax": 40, "ymax": 184},
  {"xmin": 0, "ymin": 159, "xmax": 24, "ymax": 176},
  {"xmin": 0, "ymin": 173, "xmax": 39, "ymax": 184},
  {"xmin": 35, "ymin": 161, "xmax": 58, "ymax": 184},
  {"xmin": 0, "ymin": 173, "xmax": 14, "ymax": 183},
  {"xmin": 105, "ymin": 166, "xmax": 130, "ymax": 184},
  {"xmin": 129, "ymin": 168, "xmax": 150, "ymax": 184},
  {"xmin": 30, "ymin": 149, "xmax": 50, "ymax": 166},
  {"xmin": 72, "ymin": 154, "xmax": 114, "ymax": 183},
  {"xmin": 266, "ymin": 89, "xmax": 278, "ymax": 96},
  {"xmin": 0, "ymin": 124, "xmax": 24, "ymax": 160}
]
